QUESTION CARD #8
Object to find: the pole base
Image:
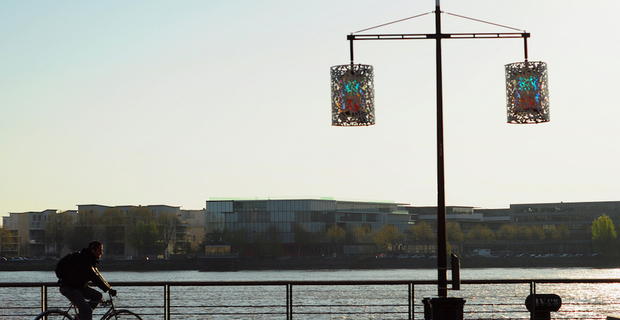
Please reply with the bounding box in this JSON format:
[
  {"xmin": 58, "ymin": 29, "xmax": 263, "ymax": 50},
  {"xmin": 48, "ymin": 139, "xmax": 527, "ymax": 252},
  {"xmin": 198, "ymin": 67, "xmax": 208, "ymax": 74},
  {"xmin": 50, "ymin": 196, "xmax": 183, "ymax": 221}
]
[{"xmin": 423, "ymin": 297, "xmax": 466, "ymax": 320}]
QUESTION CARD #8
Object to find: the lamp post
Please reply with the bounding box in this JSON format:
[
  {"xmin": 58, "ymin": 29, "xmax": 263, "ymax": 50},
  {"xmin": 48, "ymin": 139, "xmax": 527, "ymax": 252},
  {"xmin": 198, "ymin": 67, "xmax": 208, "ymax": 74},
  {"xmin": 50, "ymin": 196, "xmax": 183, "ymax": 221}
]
[{"xmin": 331, "ymin": 1, "xmax": 548, "ymax": 317}]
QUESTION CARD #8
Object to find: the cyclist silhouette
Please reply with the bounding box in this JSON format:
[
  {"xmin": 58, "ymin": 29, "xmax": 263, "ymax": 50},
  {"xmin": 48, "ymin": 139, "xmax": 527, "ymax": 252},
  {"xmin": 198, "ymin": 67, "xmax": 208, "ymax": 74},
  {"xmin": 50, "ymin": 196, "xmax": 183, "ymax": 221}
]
[{"xmin": 58, "ymin": 241, "xmax": 117, "ymax": 320}]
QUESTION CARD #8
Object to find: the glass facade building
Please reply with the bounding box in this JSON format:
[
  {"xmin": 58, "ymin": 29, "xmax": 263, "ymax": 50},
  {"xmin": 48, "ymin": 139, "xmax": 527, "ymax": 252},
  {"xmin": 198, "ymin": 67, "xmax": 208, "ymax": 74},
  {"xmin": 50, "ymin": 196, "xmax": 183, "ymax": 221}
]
[{"xmin": 206, "ymin": 199, "xmax": 410, "ymax": 249}]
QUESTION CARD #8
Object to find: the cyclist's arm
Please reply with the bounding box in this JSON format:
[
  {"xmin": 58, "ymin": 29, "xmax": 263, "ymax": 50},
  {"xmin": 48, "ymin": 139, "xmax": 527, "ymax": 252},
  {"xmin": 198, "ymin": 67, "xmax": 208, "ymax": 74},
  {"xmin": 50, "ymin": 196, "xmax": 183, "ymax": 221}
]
[{"xmin": 87, "ymin": 265, "xmax": 112, "ymax": 292}]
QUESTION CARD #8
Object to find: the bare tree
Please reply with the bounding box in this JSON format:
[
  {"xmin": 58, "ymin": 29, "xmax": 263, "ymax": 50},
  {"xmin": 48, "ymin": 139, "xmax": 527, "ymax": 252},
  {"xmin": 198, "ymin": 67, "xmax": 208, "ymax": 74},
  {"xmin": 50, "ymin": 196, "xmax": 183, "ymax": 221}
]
[
  {"xmin": 45, "ymin": 211, "xmax": 74, "ymax": 254},
  {"xmin": 158, "ymin": 212, "xmax": 181, "ymax": 259}
]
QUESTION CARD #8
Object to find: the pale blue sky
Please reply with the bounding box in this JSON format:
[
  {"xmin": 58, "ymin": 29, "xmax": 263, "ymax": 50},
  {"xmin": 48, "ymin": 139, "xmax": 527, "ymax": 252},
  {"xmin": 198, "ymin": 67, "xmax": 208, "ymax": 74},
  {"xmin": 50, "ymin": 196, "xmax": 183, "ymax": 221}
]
[{"xmin": 2, "ymin": 1, "xmax": 620, "ymax": 219}]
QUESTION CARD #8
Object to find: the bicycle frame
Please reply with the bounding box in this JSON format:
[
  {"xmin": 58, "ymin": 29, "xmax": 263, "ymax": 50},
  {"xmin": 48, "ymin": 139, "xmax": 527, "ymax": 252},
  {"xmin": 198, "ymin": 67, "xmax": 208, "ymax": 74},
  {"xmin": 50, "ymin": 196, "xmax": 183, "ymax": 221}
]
[{"xmin": 35, "ymin": 293, "xmax": 135, "ymax": 320}]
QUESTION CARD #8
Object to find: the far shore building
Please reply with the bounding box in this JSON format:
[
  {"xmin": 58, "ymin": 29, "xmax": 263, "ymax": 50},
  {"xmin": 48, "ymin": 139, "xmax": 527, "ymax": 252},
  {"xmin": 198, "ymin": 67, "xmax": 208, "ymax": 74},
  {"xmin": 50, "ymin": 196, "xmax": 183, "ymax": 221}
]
[
  {"xmin": 205, "ymin": 198, "xmax": 412, "ymax": 256},
  {"xmin": 4, "ymin": 199, "xmax": 620, "ymax": 257},
  {"xmin": 1, "ymin": 205, "xmax": 205, "ymax": 258}
]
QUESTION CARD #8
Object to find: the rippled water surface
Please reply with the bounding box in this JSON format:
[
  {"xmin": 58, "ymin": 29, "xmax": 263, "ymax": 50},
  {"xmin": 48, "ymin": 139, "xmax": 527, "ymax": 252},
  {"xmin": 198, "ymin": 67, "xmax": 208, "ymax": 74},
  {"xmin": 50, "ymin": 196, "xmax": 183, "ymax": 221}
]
[
  {"xmin": 4, "ymin": 267, "xmax": 620, "ymax": 283},
  {"xmin": 2, "ymin": 268, "xmax": 620, "ymax": 319}
]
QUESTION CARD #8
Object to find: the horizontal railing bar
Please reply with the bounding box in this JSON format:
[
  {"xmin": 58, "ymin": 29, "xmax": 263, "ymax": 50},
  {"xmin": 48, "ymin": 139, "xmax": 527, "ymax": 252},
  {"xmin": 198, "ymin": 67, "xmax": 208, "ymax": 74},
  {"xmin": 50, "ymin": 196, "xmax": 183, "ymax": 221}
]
[
  {"xmin": 4, "ymin": 279, "xmax": 620, "ymax": 320},
  {"xmin": 171, "ymin": 312, "xmax": 286, "ymax": 316},
  {"xmin": 6, "ymin": 278, "xmax": 620, "ymax": 287},
  {"xmin": 462, "ymin": 278, "xmax": 620, "ymax": 284},
  {"xmin": 297, "ymin": 312, "xmax": 406, "ymax": 315}
]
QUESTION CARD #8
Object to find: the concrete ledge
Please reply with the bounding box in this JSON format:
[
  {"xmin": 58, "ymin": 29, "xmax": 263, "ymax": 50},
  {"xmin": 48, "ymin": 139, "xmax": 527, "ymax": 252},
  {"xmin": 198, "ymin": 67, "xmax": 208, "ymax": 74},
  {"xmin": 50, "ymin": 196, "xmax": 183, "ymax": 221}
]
[{"xmin": 606, "ymin": 315, "xmax": 620, "ymax": 320}]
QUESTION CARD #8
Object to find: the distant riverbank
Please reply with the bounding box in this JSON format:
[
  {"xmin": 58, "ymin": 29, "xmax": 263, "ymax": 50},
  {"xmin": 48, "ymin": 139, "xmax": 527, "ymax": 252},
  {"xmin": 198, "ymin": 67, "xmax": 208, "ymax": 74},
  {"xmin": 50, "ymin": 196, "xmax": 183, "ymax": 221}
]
[{"xmin": 0, "ymin": 255, "xmax": 616, "ymax": 272}]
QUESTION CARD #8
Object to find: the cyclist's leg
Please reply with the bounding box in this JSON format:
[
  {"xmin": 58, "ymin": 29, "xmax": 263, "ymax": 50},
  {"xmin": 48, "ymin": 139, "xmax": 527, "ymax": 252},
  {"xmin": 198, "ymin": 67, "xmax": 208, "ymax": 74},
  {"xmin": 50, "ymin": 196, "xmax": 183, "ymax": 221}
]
[
  {"xmin": 81, "ymin": 286, "xmax": 103, "ymax": 310},
  {"xmin": 60, "ymin": 287, "xmax": 94, "ymax": 320}
]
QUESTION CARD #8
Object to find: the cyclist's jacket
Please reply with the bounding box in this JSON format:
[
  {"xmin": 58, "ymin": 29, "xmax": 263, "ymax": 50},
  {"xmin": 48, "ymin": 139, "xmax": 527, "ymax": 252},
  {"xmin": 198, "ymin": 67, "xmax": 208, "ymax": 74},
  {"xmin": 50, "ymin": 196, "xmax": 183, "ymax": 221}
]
[{"xmin": 59, "ymin": 247, "xmax": 112, "ymax": 293}]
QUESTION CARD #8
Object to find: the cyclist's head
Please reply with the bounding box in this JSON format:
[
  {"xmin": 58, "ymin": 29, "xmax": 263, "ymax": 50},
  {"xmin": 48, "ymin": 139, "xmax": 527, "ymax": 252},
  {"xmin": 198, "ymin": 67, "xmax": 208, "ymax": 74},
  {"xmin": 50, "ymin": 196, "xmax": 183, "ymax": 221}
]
[
  {"xmin": 88, "ymin": 240, "xmax": 102, "ymax": 251},
  {"xmin": 88, "ymin": 240, "xmax": 103, "ymax": 259}
]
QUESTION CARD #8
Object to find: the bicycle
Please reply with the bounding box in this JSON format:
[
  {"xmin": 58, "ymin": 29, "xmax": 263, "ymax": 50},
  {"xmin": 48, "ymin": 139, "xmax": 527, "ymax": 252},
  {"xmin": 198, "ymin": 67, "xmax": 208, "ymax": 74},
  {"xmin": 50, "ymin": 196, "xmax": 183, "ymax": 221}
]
[{"xmin": 34, "ymin": 292, "xmax": 142, "ymax": 320}]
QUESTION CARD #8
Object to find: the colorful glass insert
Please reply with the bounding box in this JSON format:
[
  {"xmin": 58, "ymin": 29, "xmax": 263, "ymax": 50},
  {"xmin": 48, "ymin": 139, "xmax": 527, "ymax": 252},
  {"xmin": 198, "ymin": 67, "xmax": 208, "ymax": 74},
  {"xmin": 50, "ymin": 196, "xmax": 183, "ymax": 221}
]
[
  {"xmin": 331, "ymin": 64, "xmax": 375, "ymax": 126},
  {"xmin": 505, "ymin": 61, "xmax": 549, "ymax": 124}
]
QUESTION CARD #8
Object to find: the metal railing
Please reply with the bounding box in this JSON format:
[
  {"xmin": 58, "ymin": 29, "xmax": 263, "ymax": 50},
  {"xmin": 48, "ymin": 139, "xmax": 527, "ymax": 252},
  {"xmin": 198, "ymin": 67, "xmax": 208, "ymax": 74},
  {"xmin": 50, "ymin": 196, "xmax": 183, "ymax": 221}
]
[{"xmin": 2, "ymin": 279, "xmax": 620, "ymax": 319}]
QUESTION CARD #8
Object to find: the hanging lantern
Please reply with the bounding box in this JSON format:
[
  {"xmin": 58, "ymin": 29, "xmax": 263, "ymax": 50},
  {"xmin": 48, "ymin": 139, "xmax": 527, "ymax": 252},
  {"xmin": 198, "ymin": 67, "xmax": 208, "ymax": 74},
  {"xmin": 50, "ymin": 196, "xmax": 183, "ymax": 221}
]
[
  {"xmin": 505, "ymin": 61, "xmax": 549, "ymax": 124},
  {"xmin": 331, "ymin": 64, "xmax": 375, "ymax": 126}
]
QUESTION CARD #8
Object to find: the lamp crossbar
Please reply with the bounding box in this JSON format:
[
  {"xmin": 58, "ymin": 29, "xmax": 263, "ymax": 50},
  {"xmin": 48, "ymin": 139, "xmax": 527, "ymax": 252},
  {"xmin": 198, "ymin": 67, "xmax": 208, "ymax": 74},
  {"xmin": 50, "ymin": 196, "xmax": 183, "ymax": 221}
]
[{"xmin": 348, "ymin": 32, "xmax": 529, "ymax": 41}]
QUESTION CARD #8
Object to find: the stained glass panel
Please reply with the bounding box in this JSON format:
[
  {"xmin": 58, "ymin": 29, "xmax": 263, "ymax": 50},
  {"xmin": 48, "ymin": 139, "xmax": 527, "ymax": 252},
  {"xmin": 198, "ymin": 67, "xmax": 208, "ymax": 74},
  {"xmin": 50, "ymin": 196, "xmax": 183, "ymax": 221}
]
[
  {"xmin": 331, "ymin": 64, "xmax": 375, "ymax": 126},
  {"xmin": 505, "ymin": 61, "xmax": 549, "ymax": 124}
]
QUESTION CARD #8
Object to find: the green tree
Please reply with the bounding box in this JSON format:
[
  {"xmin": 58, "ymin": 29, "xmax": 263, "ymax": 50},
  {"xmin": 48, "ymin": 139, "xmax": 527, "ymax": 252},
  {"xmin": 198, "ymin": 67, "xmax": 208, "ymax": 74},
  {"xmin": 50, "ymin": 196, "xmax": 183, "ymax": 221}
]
[
  {"xmin": 326, "ymin": 225, "xmax": 346, "ymax": 243},
  {"xmin": 446, "ymin": 222, "xmax": 464, "ymax": 255},
  {"xmin": 515, "ymin": 225, "xmax": 533, "ymax": 252},
  {"xmin": 375, "ymin": 225, "xmax": 401, "ymax": 252},
  {"xmin": 352, "ymin": 225, "xmax": 375, "ymax": 257},
  {"xmin": 353, "ymin": 225, "xmax": 373, "ymax": 243},
  {"xmin": 100, "ymin": 208, "xmax": 126, "ymax": 257},
  {"xmin": 546, "ymin": 224, "xmax": 570, "ymax": 241},
  {"xmin": 516, "ymin": 226, "xmax": 532, "ymax": 240},
  {"xmin": 409, "ymin": 222, "xmax": 435, "ymax": 254},
  {"xmin": 68, "ymin": 209, "xmax": 102, "ymax": 250},
  {"xmin": 531, "ymin": 226, "xmax": 546, "ymax": 241},
  {"xmin": 447, "ymin": 222, "xmax": 464, "ymax": 242},
  {"xmin": 497, "ymin": 224, "xmax": 517, "ymax": 241},
  {"xmin": 181, "ymin": 242, "xmax": 200, "ymax": 258},
  {"xmin": 127, "ymin": 221, "xmax": 159, "ymax": 257},
  {"xmin": 556, "ymin": 224, "xmax": 570, "ymax": 240},
  {"xmin": 326, "ymin": 225, "xmax": 346, "ymax": 256},
  {"xmin": 529, "ymin": 225, "xmax": 546, "ymax": 252},
  {"xmin": 125, "ymin": 206, "xmax": 156, "ymax": 229},
  {"xmin": 466, "ymin": 225, "xmax": 495, "ymax": 244},
  {"xmin": 592, "ymin": 214, "xmax": 618, "ymax": 256},
  {"xmin": 1, "ymin": 226, "xmax": 15, "ymax": 257},
  {"xmin": 497, "ymin": 224, "xmax": 518, "ymax": 251}
]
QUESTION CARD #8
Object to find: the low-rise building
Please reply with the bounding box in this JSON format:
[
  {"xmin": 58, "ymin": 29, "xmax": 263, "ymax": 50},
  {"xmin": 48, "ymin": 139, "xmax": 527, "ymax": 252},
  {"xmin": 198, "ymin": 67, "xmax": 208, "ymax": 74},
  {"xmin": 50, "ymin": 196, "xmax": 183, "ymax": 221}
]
[{"xmin": 205, "ymin": 198, "xmax": 411, "ymax": 256}]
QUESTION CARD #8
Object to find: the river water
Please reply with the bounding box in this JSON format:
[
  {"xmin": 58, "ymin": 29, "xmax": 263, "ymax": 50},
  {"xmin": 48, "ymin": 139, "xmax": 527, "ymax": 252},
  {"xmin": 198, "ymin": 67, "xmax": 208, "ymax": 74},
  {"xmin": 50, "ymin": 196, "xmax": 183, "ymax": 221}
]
[
  {"xmin": 4, "ymin": 267, "xmax": 620, "ymax": 282},
  {"xmin": 2, "ymin": 268, "xmax": 620, "ymax": 319}
]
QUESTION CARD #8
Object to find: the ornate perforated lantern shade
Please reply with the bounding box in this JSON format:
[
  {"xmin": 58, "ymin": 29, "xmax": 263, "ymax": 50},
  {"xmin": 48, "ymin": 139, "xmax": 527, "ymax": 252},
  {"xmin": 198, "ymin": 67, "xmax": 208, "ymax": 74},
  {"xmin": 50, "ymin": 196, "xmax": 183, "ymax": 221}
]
[
  {"xmin": 505, "ymin": 61, "xmax": 549, "ymax": 124},
  {"xmin": 331, "ymin": 64, "xmax": 375, "ymax": 126}
]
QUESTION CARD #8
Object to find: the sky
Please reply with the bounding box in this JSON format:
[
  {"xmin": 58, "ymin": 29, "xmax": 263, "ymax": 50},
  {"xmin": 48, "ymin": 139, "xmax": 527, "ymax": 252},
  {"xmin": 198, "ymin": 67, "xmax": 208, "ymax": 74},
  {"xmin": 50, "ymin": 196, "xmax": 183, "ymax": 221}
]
[{"xmin": 2, "ymin": 1, "xmax": 620, "ymax": 220}]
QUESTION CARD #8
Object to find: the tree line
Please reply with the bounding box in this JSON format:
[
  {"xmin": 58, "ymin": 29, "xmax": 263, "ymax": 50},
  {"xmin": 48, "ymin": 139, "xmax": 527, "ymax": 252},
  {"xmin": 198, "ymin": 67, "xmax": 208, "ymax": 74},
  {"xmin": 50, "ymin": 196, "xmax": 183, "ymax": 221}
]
[
  {"xmin": 11, "ymin": 211, "xmax": 616, "ymax": 259},
  {"xmin": 44, "ymin": 208, "xmax": 182, "ymax": 258},
  {"xmin": 206, "ymin": 219, "xmax": 599, "ymax": 258}
]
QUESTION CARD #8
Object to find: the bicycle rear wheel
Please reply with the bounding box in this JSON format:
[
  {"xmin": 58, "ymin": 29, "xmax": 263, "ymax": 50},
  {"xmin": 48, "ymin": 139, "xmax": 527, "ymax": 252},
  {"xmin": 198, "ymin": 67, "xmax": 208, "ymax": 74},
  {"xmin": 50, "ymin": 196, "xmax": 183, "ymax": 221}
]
[
  {"xmin": 34, "ymin": 310, "xmax": 73, "ymax": 320},
  {"xmin": 104, "ymin": 309, "xmax": 142, "ymax": 320}
]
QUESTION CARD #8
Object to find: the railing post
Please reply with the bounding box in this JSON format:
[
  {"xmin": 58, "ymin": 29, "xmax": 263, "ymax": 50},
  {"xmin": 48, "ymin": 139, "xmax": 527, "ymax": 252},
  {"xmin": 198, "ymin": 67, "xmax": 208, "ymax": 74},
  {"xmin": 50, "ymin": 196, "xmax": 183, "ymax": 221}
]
[
  {"xmin": 164, "ymin": 284, "xmax": 170, "ymax": 320},
  {"xmin": 530, "ymin": 281, "xmax": 536, "ymax": 320},
  {"xmin": 409, "ymin": 283, "xmax": 413, "ymax": 320},
  {"xmin": 287, "ymin": 283, "xmax": 292, "ymax": 320},
  {"xmin": 41, "ymin": 285, "xmax": 47, "ymax": 313}
]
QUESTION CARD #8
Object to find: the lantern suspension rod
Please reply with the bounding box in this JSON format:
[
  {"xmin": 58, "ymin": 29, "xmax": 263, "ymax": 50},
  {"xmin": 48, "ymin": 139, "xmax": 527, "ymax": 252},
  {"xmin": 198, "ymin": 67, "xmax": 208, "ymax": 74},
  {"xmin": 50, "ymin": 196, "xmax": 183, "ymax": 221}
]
[
  {"xmin": 352, "ymin": 12, "xmax": 433, "ymax": 34},
  {"xmin": 349, "ymin": 36, "xmax": 354, "ymax": 67},
  {"xmin": 524, "ymin": 35, "xmax": 529, "ymax": 61},
  {"xmin": 442, "ymin": 11, "xmax": 525, "ymax": 32}
]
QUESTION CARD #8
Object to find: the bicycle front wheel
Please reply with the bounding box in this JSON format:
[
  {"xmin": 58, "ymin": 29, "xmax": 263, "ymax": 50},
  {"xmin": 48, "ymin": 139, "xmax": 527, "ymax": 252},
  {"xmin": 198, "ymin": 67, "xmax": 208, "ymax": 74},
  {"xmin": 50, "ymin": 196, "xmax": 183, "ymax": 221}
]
[
  {"xmin": 34, "ymin": 309, "xmax": 73, "ymax": 320},
  {"xmin": 104, "ymin": 309, "xmax": 143, "ymax": 320}
]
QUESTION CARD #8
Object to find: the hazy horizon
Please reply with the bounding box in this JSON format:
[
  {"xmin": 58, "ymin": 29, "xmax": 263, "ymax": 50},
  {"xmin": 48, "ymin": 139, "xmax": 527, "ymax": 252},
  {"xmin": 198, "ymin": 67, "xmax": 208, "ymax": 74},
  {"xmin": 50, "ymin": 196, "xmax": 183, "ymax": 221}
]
[{"xmin": 3, "ymin": 1, "xmax": 620, "ymax": 219}]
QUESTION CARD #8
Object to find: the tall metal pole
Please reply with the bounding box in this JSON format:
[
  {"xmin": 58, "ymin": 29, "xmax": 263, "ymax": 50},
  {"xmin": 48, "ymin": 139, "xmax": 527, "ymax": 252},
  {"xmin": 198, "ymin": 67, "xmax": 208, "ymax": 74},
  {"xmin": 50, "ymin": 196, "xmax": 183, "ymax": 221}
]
[
  {"xmin": 435, "ymin": 0, "xmax": 448, "ymax": 298},
  {"xmin": 340, "ymin": 0, "xmax": 536, "ymax": 301}
]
